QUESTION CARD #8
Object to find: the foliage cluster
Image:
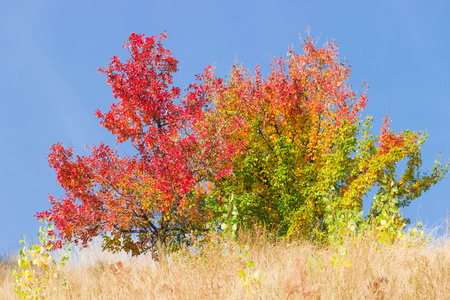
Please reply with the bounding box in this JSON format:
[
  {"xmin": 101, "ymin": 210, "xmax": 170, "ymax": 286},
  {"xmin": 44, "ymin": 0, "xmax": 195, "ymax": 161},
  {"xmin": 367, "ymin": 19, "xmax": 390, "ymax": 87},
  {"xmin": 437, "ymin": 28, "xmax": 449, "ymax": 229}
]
[{"xmin": 12, "ymin": 218, "xmax": 72, "ymax": 299}]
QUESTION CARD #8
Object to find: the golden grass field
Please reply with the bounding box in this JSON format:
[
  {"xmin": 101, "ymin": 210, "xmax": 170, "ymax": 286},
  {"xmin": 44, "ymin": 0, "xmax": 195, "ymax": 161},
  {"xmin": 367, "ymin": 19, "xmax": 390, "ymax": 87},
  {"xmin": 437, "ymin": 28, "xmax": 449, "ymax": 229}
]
[{"xmin": 1, "ymin": 230, "xmax": 449, "ymax": 299}]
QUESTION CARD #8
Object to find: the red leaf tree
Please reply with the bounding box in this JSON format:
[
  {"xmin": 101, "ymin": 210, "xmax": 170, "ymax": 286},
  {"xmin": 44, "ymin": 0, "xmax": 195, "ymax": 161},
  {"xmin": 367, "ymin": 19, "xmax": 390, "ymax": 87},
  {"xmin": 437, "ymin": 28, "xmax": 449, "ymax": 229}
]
[{"xmin": 37, "ymin": 33, "xmax": 238, "ymax": 259}]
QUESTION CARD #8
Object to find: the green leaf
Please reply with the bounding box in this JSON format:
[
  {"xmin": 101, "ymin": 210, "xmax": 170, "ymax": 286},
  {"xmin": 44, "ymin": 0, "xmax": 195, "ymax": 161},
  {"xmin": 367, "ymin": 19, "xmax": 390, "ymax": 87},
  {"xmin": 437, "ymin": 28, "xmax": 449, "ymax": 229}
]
[{"xmin": 19, "ymin": 258, "xmax": 27, "ymax": 268}]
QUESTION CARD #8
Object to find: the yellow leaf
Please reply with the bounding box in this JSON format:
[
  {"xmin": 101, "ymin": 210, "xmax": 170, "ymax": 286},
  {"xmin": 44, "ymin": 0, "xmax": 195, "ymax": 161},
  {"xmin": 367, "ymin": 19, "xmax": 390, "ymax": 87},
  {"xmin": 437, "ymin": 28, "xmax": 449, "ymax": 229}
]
[
  {"xmin": 42, "ymin": 254, "xmax": 51, "ymax": 265},
  {"xmin": 30, "ymin": 250, "xmax": 38, "ymax": 258}
]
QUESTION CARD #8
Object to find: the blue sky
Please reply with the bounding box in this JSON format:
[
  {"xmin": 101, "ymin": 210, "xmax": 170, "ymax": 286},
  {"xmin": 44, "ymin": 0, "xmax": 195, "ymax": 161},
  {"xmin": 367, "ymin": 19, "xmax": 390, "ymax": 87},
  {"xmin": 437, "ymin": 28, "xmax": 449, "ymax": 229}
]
[{"xmin": 1, "ymin": 1, "xmax": 449, "ymax": 254}]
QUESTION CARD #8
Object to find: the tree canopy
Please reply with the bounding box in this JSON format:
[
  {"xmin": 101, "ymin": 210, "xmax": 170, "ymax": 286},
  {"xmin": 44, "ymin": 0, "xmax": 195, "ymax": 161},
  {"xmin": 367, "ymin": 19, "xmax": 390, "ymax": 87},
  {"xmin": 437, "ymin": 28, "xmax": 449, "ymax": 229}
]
[{"xmin": 37, "ymin": 32, "xmax": 449, "ymax": 258}]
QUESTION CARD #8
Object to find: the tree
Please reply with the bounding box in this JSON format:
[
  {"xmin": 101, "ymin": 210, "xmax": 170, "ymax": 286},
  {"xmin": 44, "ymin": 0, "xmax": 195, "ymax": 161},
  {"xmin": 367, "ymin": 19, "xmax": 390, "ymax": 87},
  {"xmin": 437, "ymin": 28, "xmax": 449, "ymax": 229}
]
[
  {"xmin": 38, "ymin": 32, "xmax": 449, "ymax": 257},
  {"xmin": 36, "ymin": 33, "xmax": 239, "ymax": 259},
  {"xmin": 200, "ymin": 34, "xmax": 449, "ymax": 242}
]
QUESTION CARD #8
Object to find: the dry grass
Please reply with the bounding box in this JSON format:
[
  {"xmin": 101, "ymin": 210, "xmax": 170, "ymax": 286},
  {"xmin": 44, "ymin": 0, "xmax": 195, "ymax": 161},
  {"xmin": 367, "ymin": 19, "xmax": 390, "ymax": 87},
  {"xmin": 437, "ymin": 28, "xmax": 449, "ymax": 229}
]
[{"xmin": 1, "ymin": 232, "xmax": 449, "ymax": 299}]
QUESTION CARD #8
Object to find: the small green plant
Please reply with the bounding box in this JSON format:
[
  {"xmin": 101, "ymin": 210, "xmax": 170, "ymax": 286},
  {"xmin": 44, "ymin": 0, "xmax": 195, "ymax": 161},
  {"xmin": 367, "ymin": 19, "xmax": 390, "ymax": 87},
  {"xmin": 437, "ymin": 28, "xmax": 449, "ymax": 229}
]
[
  {"xmin": 368, "ymin": 182, "xmax": 406, "ymax": 246},
  {"xmin": 219, "ymin": 193, "xmax": 239, "ymax": 240},
  {"xmin": 402, "ymin": 222, "xmax": 431, "ymax": 247},
  {"xmin": 330, "ymin": 245, "xmax": 352, "ymax": 269},
  {"xmin": 12, "ymin": 218, "xmax": 72, "ymax": 299},
  {"xmin": 364, "ymin": 181, "xmax": 430, "ymax": 248},
  {"xmin": 307, "ymin": 253, "xmax": 324, "ymax": 273},
  {"xmin": 237, "ymin": 244, "xmax": 266, "ymax": 295},
  {"xmin": 323, "ymin": 180, "xmax": 431, "ymax": 250}
]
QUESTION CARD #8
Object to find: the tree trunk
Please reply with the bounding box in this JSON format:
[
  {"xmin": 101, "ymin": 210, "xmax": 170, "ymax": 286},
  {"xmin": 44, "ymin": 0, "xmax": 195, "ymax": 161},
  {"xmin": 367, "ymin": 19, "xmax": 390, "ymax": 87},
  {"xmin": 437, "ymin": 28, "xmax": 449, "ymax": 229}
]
[{"xmin": 156, "ymin": 233, "xmax": 168, "ymax": 266}]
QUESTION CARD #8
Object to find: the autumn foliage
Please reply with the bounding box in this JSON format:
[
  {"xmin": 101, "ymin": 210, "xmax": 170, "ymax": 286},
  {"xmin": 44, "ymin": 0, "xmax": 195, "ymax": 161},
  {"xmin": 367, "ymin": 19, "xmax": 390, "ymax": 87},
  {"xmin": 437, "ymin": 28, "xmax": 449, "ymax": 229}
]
[
  {"xmin": 37, "ymin": 33, "xmax": 238, "ymax": 258},
  {"xmin": 37, "ymin": 32, "xmax": 449, "ymax": 258},
  {"xmin": 202, "ymin": 36, "xmax": 448, "ymax": 243}
]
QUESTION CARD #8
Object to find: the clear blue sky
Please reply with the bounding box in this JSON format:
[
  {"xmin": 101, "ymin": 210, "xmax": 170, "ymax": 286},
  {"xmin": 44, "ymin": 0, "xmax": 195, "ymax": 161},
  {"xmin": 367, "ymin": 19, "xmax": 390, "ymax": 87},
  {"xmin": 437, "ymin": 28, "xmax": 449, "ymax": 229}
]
[{"xmin": 1, "ymin": 1, "xmax": 449, "ymax": 254}]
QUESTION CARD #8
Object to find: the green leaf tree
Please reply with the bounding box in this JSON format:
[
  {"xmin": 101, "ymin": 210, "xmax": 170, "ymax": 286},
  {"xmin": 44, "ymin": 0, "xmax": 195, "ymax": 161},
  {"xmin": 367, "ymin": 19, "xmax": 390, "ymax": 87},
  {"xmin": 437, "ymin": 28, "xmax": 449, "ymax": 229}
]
[{"xmin": 200, "ymin": 33, "xmax": 449, "ymax": 243}]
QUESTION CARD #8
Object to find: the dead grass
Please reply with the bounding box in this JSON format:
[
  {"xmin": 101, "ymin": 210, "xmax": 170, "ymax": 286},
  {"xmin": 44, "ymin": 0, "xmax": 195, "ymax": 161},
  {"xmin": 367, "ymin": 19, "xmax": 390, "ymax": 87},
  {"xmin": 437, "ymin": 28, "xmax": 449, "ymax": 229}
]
[{"xmin": 1, "ymin": 232, "xmax": 449, "ymax": 299}]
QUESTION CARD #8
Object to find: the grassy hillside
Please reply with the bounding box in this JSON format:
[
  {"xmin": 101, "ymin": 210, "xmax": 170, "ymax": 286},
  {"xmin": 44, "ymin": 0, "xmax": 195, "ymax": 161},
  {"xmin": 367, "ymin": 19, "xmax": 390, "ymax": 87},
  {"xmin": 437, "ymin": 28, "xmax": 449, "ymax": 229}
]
[{"xmin": 1, "ymin": 230, "xmax": 449, "ymax": 299}]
